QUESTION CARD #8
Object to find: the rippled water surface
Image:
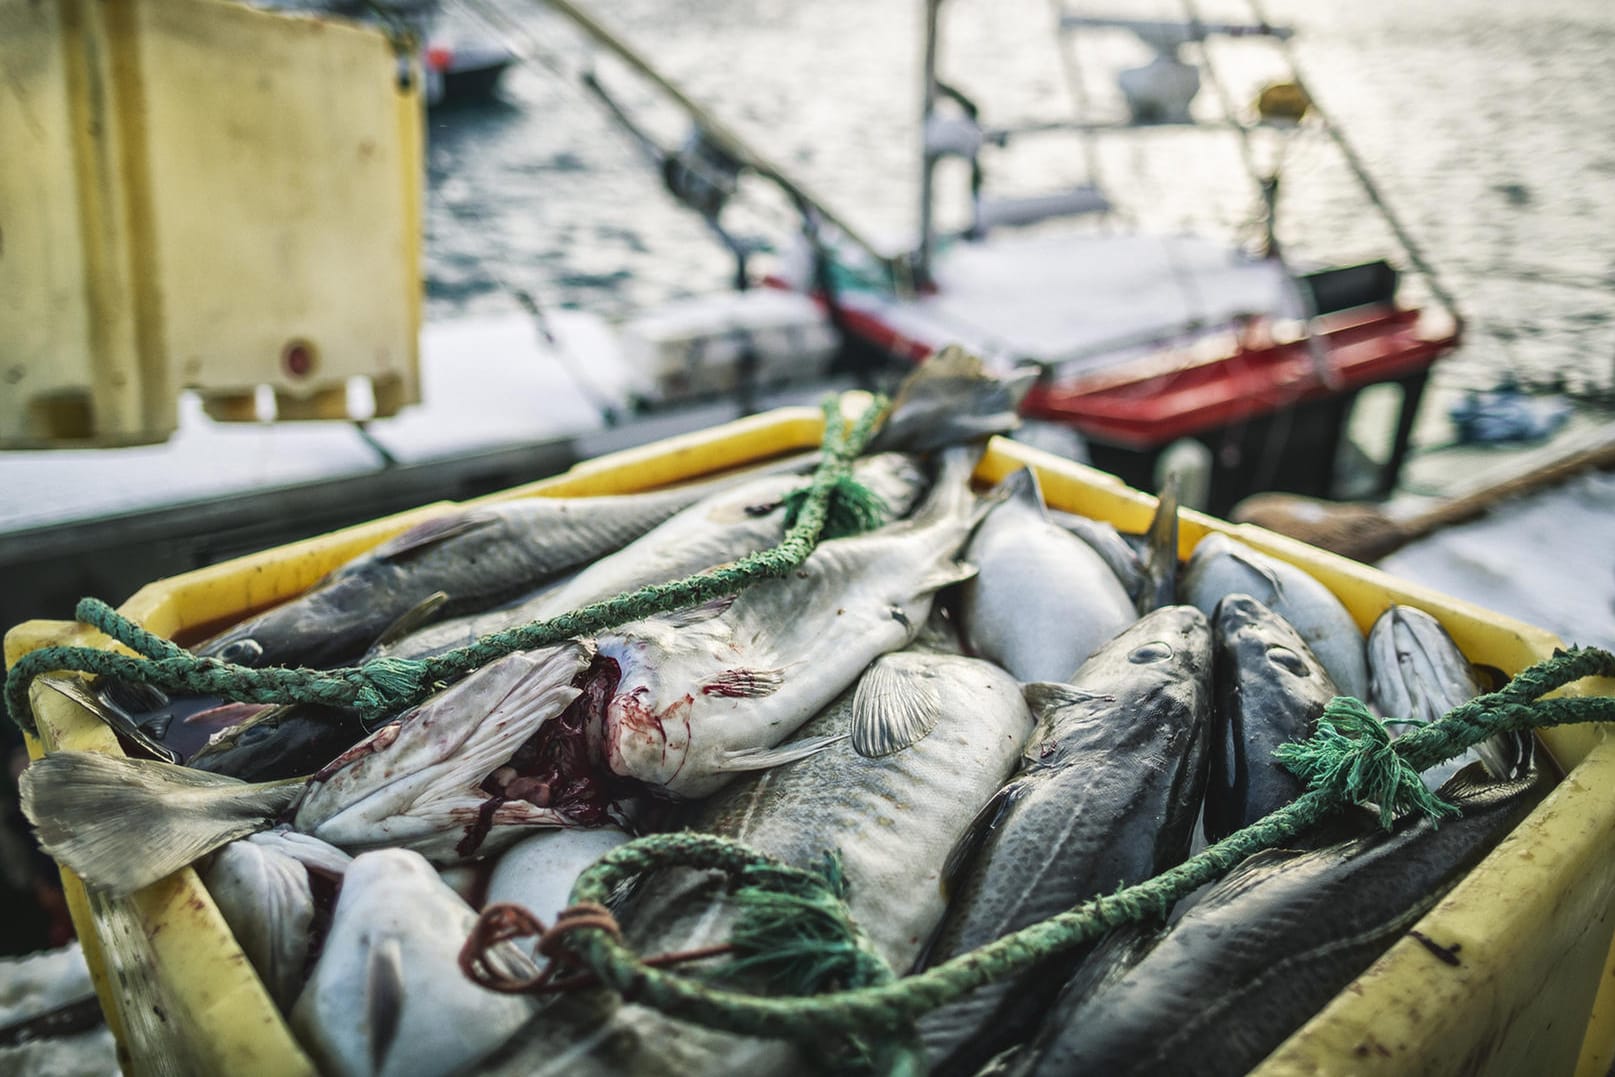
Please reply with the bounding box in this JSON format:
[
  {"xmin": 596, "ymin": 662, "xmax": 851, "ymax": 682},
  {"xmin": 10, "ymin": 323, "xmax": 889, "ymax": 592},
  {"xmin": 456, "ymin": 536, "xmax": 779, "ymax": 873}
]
[{"xmin": 425, "ymin": 0, "xmax": 1613, "ymax": 395}]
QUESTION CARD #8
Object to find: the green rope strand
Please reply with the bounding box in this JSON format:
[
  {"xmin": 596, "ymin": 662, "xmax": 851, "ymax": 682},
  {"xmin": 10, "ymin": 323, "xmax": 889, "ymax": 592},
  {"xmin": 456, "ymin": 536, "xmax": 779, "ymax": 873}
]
[
  {"xmin": 551, "ymin": 646, "xmax": 1615, "ymax": 1044},
  {"xmin": 4, "ymin": 396, "xmax": 890, "ymax": 737}
]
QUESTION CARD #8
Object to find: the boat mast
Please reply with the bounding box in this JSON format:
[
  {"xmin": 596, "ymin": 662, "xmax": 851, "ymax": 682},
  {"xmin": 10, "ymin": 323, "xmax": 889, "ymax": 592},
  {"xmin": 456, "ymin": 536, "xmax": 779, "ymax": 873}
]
[{"xmin": 915, "ymin": 0, "xmax": 945, "ymax": 287}]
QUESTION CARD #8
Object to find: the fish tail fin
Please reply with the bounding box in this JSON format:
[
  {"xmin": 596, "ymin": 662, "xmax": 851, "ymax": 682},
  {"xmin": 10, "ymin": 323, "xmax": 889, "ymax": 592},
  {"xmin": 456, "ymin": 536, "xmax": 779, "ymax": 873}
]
[
  {"xmin": 867, "ymin": 345, "xmax": 1029, "ymax": 454},
  {"xmin": 1139, "ymin": 477, "xmax": 1181, "ymax": 613},
  {"xmin": 20, "ymin": 751, "xmax": 303, "ymax": 897}
]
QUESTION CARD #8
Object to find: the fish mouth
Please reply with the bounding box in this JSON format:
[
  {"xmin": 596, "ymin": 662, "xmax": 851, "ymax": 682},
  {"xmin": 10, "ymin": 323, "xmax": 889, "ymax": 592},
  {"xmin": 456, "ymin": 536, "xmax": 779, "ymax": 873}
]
[{"xmin": 469, "ymin": 655, "xmax": 623, "ymax": 845}]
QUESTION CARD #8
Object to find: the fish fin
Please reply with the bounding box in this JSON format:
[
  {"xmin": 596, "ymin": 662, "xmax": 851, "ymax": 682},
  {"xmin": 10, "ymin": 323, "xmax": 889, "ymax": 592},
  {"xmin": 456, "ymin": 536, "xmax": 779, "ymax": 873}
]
[
  {"xmin": 367, "ymin": 934, "xmax": 406, "ymax": 1076},
  {"xmin": 370, "ymin": 512, "xmax": 497, "ymax": 563},
  {"xmin": 1140, "ymin": 477, "xmax": 1180, "ymax": 613},
  {"xmin": 700, "ymin": 667, "xmax": 784, "ymax": 699},
  {"xmin": 372, "ymin": 591, "xmax": 451, "ymax": 649},
  {"xmin": 1226, "ymin": 545, "xmax": 1286, "ymax": 599},
  {"xmin": 1022, "ymin": 682, "xmax": 1114, "ymax": 717},
  {"xmin": 918, "ymin": 560, "xmax": 978, "ymax": 596},
  {"xmin": 851, "ymin": 653, "xmax": 943, "ymax": 757},
  {"xmin": 867, "ymin": 345, "xmax": 1026, "ymax": 454},
  {"xmin": 712, "ymin": 734, "xmax": 846, "ymax": 773},
  {"xmin": 653, "ymin": 595, "xmax": 737, "ymax": 628},
  {"xmin": 43, "ymin": 676, "xmax": 180, "ymax": 765},
  {"xmin": 19, "ymin": 752, "xmax": 303, "ymax": 897},
  {"xmin": 941, "ymin": 781, "xmax": 1028, "ymax": 894}
]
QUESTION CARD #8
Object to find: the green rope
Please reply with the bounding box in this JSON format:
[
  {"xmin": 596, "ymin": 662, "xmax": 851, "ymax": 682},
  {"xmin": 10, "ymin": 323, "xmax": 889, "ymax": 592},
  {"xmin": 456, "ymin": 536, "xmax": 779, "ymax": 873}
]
[
  {"xmin": 555, "ymin": 646, "xmax": 1615, "ymax": 1044},
  {"xmin": 4, "ymin": 396, "xmax": 890, "ymax": 737}
]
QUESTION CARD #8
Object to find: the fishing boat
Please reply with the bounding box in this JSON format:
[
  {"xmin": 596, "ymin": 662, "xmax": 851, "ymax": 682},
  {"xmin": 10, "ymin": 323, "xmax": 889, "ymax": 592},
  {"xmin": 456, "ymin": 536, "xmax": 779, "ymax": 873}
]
[{"xmin": 511, "ymin": 0, "xmax": 1465, "ymax": 515}]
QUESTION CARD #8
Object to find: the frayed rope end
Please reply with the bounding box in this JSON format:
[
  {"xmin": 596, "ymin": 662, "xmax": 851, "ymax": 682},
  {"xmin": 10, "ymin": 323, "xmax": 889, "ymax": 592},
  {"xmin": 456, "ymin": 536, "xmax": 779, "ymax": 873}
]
[{"xmin": 1274, "ymin": 696, "xmax": 1458, "ymax": 830}]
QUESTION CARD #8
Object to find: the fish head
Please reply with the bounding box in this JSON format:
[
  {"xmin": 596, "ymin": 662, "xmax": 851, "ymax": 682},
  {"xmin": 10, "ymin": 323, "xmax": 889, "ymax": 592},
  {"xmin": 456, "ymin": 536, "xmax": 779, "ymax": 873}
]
[
  {"xmin": 294, "ymin": 643, "xmax": 595, "ymax": 860},
  {"xmin": 1184, "ymin": 533, "xmax": 1282, "ymax": 612},
  {"xmin": 203, "ymin": 836, "xmax": 318, "ymax": 1011},
  {"xmin": 1367, "ymin": 605, "xmax": 1481, "ymax": 724},
  {"xmin": 1213, "ymin": 593, "xmax": 1334, "ymax": 698}
]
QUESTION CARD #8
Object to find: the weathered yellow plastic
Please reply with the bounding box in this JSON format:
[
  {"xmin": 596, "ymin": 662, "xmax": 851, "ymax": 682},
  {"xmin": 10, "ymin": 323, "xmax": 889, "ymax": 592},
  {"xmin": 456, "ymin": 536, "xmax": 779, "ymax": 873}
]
[
  {"xmin": 0, "ymin": 0, "xmax": 422, "ymax": 448},
  {"xmin": 7, "ymin": 400, "xmax": 1614, "ymax": 1075}
]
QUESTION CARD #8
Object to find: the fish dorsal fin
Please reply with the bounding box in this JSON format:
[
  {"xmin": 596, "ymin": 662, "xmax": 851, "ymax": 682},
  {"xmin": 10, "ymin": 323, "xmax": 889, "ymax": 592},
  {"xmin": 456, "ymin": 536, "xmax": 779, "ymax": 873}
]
[
  {"xmin": 1022, "ymin": 682, "xmax": 1113, "ymax": 717},
  {"xmin": 46, "ymin": 676, "xmax": 180, "ymax": 765},
  {"xmin": 373, "ymin": 592, "xmax": 451, "ymax": 649},
  {"xmin": 851, "ymin": 653, "xmax": 943, "ymax": 757},
  {"xmin": 1140, "ymin": 478, "xmax": 1180, "ymax": 613},
  {"xmin": 712, "ymin": 734, "xmax": 847, "ymax": 774},
  {"xmin": 367, "ymin": 934, "xmax": 406, "ymax": 1076},
  {"xmin": 19, "ymin": 751, "xmax": 304, "ymax": 897},
  {"xmin": 941, "ymin": 781, "xmax": 1028, "ymax": 893},
  {"xmin": 370, "ymin": 512, "xmax": 498, "ymax": 564}
]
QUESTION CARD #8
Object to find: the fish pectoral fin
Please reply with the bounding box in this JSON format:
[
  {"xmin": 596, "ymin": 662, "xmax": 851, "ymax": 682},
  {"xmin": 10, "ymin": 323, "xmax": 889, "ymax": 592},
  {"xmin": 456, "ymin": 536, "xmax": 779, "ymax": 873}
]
[
  {"xmin": 372, "ymin": 592, "xmax": 452, "ymax": 649},
  {"xmin": 1022, "ymin": 682, "xmax": 1115, "ymax": 718},
  {"xmin": 653, "ymin": 595, "xmax": 737, "ymax": 628},
  {"xmin": 919, "ymin": 560, "xmax": 978, "ymax": 596},
  {"xmin": 43, "ymin": 676, "xmax": 180, "ymax": 765},
  {"xmin": 700, "ymin": 667, "xmax": 785, "ymax": 698},
  {"xmin": 851, "ymin": 653, "xmax": 943, "ymax": 757},
  {"xmin": 1227, "ymin": 546, "xmax": 1286, "ymax": 599},
  {"xmin": 713, "ymin": 734, "xmax": 846, "ymax": 773},
  {"xmin": 366, "ymin": 934, "xmax": 406, "ymax": 1076},
  {"xmin": 941, "ymin": 781, "xmax": 1028, "ymax": 891},
  {"xmin": 371, "ymin": 511, "xmax": 498, "ymax": 563}
]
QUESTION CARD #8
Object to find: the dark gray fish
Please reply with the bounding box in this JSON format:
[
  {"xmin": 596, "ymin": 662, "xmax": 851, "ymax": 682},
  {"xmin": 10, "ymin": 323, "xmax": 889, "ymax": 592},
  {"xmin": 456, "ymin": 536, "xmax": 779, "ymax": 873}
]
[
  {"xmin": 866, "ymin": 344, "xmax": 1030, "ymax": 455},
  {"xmin": 1012, "ymin": 733, "xmax": 1550, "ymax": 1077},
  {"xmin": 1205, "ymin": 594, "xmax": 1339, "ymax": 845},
  {"xmin": 188, "ymin": 703, "xmax": 367, "ymax": 782},
  {"xmin": 914, "ymin": 606, "xmax": 1214, "ymax": 1076},
  {"xmin": 195, "ymin": 457, "xmax": 813, "ymax": 671}
]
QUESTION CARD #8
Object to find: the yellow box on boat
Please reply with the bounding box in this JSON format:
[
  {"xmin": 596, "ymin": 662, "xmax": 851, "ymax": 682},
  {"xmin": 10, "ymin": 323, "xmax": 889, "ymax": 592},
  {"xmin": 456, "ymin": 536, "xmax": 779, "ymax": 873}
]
[
  {"xmin": 0, "ymin": 0, "xmax": 422, "ymax": 448},
  {"xmin": 6, "ymin": 399, "xmax": 1615, "ymax": 1076}
]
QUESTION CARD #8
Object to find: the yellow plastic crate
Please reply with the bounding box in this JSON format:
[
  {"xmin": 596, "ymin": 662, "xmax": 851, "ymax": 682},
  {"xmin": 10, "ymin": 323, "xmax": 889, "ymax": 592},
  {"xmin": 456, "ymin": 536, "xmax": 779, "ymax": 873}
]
[
  {"xmin": 0, "ymin": 0, "xmax": 422, "ymax": 447},
  {"xmin": 6, "ymin": 399, "xmax": 1615, "ymax": 1075}
]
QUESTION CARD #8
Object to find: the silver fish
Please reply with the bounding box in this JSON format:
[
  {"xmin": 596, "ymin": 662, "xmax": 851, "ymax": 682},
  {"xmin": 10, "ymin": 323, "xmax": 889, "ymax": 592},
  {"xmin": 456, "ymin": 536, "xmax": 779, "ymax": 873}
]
[
  {"xmin": 961, "ymin": 468, "xmax": 1136, "ymax": 683},
  {"xmin": 1367, "ymin": 604, "xmax": 1505, "ymax": 787},
  {"xmin": 291, "ymin": 848, "xmax": 537, "ymax": 1077},
  {"xmin": 295, "ymin": 644, "xmax": 594, "ymax": 861},
  {"xmin": 197, "ymin": 457, "xmax": 814, "ymax": 670},
  {"xmin": 1182, "ymin": 532, "xmax": 1369, "ymax": 700},
  {"xmin": 1048, "ymin": 510, "xmax": 1146, "ymax": 602},
  {"xmin": 477, "ymin": 649, "xmax": 1034, "ymax": 1077},
  {"xmin": 592, "ymin": 446, "xmax": 982, "ymax": 799},
  {"xmin": 375, "ymin": 453, "xmax": 928, "ymax": 662},
  {"xmin": 201, "ymin": 830, "xmax": 351, "ymax": 1012},
  {"xmin": 484, "ymin": 825, "xmax": 633, "ymax": 952},
  {"xmin": 23, "ymin": 644, "xmax": 594, "ymax": 894}
]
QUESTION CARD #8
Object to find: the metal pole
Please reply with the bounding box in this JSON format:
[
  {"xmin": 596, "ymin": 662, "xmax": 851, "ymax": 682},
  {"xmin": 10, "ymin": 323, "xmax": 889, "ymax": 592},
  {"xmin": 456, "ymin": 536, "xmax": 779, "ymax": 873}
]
[{"xmin": 916, "ymin": 0, "xmax": 943, "ymax": 286}]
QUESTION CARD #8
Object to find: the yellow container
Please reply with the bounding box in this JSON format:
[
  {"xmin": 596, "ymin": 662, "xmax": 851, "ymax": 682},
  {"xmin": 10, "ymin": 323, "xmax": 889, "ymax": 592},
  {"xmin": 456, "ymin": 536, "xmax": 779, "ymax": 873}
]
[
  {"xmin": 0, "ymin": 0, "xmax": 422, "ymax": 448},
  {"xmin": 6, "ymin": 399, "xmax": 1615, "ymax": 1075}
]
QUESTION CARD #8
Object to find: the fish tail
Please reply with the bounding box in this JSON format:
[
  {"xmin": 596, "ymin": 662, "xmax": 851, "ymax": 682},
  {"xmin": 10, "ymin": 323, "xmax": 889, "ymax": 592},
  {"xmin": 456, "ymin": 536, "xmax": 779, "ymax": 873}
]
[{"xmin": 20, "ymin": 751, "xmax": 304, "ymax": 897}]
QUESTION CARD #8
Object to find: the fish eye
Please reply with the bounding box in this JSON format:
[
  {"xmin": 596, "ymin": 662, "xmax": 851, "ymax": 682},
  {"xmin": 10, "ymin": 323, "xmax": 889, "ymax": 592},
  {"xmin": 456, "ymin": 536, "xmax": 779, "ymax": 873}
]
[
  {"xmin": 218, "ymin": 639, "xmax": 265, "ymax": 666},
  {"xmin": 1128, "ymin": 642, "xmax": 1174, "ymax": 664},
  {"xmin": 1267, "ymin": 645, "xmax": 1311, "ymax": 676}
]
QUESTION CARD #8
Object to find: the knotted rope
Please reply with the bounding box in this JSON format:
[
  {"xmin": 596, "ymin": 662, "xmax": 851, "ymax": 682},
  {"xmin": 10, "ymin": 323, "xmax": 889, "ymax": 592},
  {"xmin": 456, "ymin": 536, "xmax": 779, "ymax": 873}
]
[
  {"xmin": 4, "ymin": 396, "xmax": 889, "ymax": 737},
  {"xmin": 484, "ymin": 646, "xmax": 1614, "ymax": 1044}
]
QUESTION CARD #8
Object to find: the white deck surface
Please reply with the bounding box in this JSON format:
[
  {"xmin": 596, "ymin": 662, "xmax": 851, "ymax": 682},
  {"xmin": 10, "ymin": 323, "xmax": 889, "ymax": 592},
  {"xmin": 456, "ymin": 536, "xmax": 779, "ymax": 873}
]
[
  {"xmin": 847, "ymin": 230, "xmax": 1298, "ymax": 371},
  {"xmin": 0, "ymin": 312, "xmax": 634, "ymax": 534}
]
